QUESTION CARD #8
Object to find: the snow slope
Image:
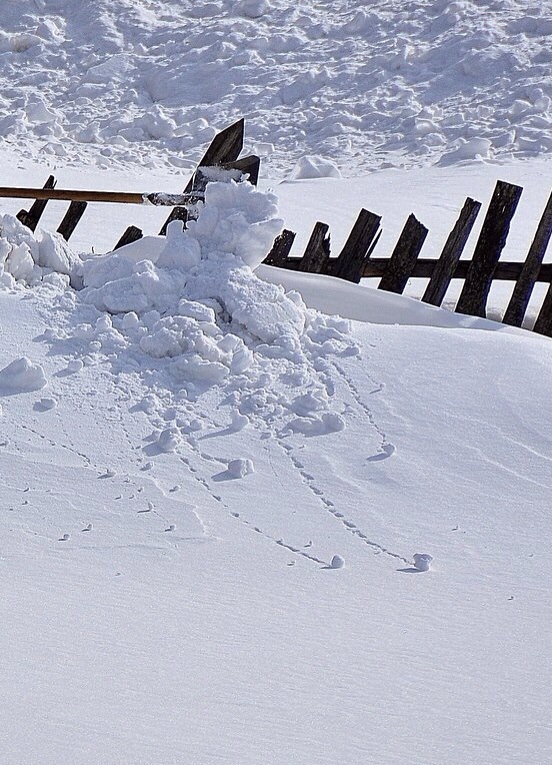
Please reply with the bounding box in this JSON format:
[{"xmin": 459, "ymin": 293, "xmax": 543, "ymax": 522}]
[
  {"xmin": 1, "ymin": 170, "xmax": 552, "ymax": 764},
  {"xmin": 1, "ymin": 0, "xmax": 552, "ymax": 175}
]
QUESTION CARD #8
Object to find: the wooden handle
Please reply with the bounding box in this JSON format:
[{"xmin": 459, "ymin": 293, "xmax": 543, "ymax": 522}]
[{"xmin": 0, "ymin": 187, "xmax": 201, "ymax": 206}]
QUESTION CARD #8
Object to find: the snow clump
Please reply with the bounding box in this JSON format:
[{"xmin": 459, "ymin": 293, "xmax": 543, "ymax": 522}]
[
  {"xmin": 0, "ymin": 357, "xmax": 47, "ymax": 393},
  {"xmin": 413, "ymin": 553, "xmax": 433, "ymax": 572},
  {"xmin": 0, "ymin": 215, "xmax": 82, "ymax": 289},
  {"xmin": 227, "ymin": 458, "xmax": 255, "ymax": 479}
]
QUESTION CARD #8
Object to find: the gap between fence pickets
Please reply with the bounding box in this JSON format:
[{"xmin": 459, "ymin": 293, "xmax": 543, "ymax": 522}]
[{"xmin": 263, "ymin": 179, "xmax": 552, "ymax": 336}]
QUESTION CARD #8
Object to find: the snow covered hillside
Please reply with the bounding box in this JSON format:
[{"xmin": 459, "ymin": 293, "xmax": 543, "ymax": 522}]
[
  {"xmin": 1, "ymin": 0, "xmax": 552, "ymax": 174},
  {"xmin": 1, "ymin": 1, "xmax": 552, "ymax": 764}
]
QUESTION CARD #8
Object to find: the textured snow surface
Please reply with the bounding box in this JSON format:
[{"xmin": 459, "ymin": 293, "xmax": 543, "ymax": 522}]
[{"xmin": 1, "ymin": 0, "xmax": 552, "ymax": 175}]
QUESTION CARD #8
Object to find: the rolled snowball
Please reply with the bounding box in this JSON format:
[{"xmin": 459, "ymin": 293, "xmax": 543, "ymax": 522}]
[{"xmin": 413, "ymin": 553, "xmax": 433, "ymax": 572}]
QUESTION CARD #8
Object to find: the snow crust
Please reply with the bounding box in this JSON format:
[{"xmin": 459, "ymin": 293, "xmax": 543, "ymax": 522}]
[{"xmin": 0, "ymin": 1, "xmax": 551, "ymax": 175}]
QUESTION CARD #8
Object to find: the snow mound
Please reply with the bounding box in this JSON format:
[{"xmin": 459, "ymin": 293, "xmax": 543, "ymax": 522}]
[
  {"xmin": 0, "ymin": 356, "xmax": 47, "ymax": 393},
  {"xmin": 30, "ymin": 179, "xmax": 359, "ymax": 434},
  {"xmin": 289, "ymin": 156, "xmax": 342, "ymax": 180}
]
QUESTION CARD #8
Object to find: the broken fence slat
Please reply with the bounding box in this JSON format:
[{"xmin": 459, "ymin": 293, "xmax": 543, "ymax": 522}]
[
  {"xmin": 17, "ymin": 175, "xmax": 56, "ymax": 232},
  {"xmin": 159, "ymin": 119, "xmax": 246, "ymax": 236},
  {"xmin": 377, "ymin": 213, "xmax": 429, "ymax": 294},
  {"xmin": 422, "ymin": 197, "xmax": 481, "ymax": 307},
  {"xmin": 455, "ymin": 180, "xmax": 523, "ymax": 317},
  {"xmin": 196, "ymin": 118, "xmax": 245, "ymax": 171},
  {"xmin": 224, "ymin": 155, "xmax": 261, "ymax": 186},
  {"xmin": 264, "ymin": 229, "xmax": 296, "ymax": 266},
  {"xmin": 502, "ymin": 189, "xmax": 552, "ymax": 327},
  {"xmin": 298, "ymin": 222, "xmax": 331, "ymax": 273},
  {"xmin": 114, "ymin": 225, "xmax": 143, "ymax": 251},
  {"xmin": 57, "ymin": 201, "xmax": 88, "ymax": 241},
  {"xmin": 330, "ymin": 209, "xmax": 381, "ymax": 283}
]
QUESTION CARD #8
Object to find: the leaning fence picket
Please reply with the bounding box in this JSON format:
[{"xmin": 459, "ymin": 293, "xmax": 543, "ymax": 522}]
[
  {"xmin": 422, "ymin": 197, "xmax": 481, "ymax": 306},
  {"xmin": 329, "ymin": 209, "xmax": 381, "ymax": 283},
  {"xmin": 455, "ymin": 181, "xmax": 522, "ymax": 317},
  {"xmin": 502, "ymin": 189, "xmax": 552, "ymax": 327},
  {"xmin": 298, "ymin": 222, "xmax": 331, "ymax": 273},
  {"xmin": 17, "ymin": 175, "xmax": 56, "ymax": 232},
  {"xmin": 377, "ymin": 214, "xmax": 428, "ymax": 294}
]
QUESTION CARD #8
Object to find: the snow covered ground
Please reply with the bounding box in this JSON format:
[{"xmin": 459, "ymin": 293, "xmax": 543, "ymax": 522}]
[{"xmin": 1, "ymin": 2, "xmax": 552, "ymax": 764}]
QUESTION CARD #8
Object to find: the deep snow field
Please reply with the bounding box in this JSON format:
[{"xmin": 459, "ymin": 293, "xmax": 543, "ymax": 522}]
[{"xmin": 1, "ymin": 2, "xmax": 552, "ymax": 764}]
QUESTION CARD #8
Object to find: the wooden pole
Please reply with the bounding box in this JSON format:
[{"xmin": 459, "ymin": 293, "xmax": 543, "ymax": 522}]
[
  {"xmin": 330, "ymin": 209, "xmax": 381, "ymax": 282},
  {"xmin": 422, "ymin": 197, "xmax": 481, "ymax": 306},
  {"xmin": 298, "ymin": 222, "xmax": 331, "ymax": 273},
  {"xmin": 0, "ymin": 187, "xmax": 200, "ymax": 206},
  {"xmin": 378, "ymin": 214, "xmax": 429, "ymax": 294},
  {"xmin": 17, "ymin": 175, "xmax": 56, "ymax": 231}
]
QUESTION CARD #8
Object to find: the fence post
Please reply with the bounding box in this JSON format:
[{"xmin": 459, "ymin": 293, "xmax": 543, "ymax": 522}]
[
  {"xmin": 298, "ymin": 222, "xmax": 330, "ymax": 273},
  {"xmin": 57, "ymin": 201, "xmax": 88, "ymax": 241},
  {"xmin": 17, "ymin": 175, "xmax": 56, "ymax": 232},
  {"xmin": 114, "ymin": 225, "xmax": 143, "ymax": 250},
  {"xmin": 329, "ymin": 209, "xmax": 381, "ymax": 282},
  {"xmin": 502, "ymin": 189, "xmax": 552, "ymax": 327},
  {"xmin": 264, "ymin": 229, "xmax": 296, "ymax": 266}
]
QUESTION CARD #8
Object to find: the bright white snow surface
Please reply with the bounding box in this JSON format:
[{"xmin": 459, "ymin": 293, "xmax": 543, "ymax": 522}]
[{"xmin": 1, "ymin": 1, "xmax": 552, "ymax": 763}]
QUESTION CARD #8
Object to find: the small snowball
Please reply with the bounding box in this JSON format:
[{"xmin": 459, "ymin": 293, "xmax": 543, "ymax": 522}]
[
  {"xmin": 330, "ymin": 554, "xmax": 345, "ymax": 569},
  {"xmin": 227, "ymin": 458, "xmax": 255, "ymax": 479},
  {"xmin": 413, "ymin": 553, "xmax": 433, "ymax": 572},
  {"xmin": 157, "ymin": 427, "xmax": 181, "ymax": 453}
]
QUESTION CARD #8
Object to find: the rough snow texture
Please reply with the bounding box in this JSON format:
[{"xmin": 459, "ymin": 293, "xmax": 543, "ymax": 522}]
[
  {"xmin": 73, "ymin": 181, "xmax": 358, "ymax": 430},
  {"xmin": 0, "ymin": 1, "xmax": 551, "ymax": 175}
]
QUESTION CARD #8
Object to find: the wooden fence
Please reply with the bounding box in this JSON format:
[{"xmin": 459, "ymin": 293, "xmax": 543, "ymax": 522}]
[
  {"xmin": 263, "ymin": 180, "xmax": 552, "ymax": 336},
  {"xmin": 2, "ymin": 117, "xmax": 552, "ymax": 336}
]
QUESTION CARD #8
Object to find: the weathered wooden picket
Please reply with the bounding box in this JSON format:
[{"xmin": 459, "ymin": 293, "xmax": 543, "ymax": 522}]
[{"xmin": 2, "ymin": 117, "xmax": 552, "ymax": 336}]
